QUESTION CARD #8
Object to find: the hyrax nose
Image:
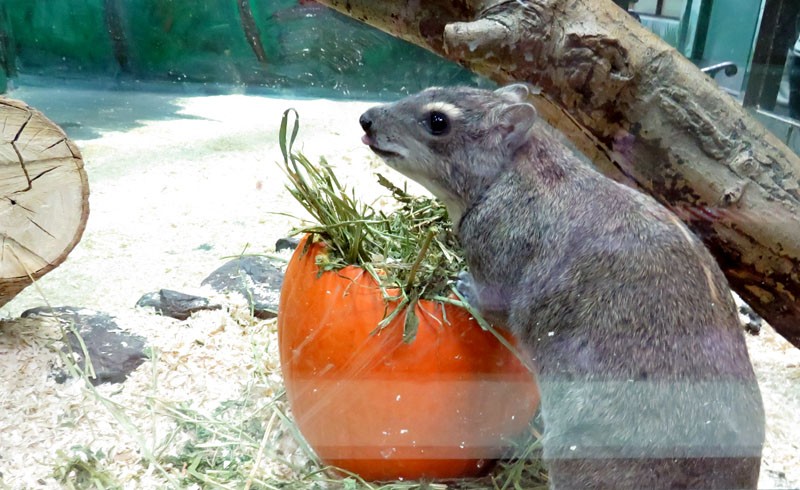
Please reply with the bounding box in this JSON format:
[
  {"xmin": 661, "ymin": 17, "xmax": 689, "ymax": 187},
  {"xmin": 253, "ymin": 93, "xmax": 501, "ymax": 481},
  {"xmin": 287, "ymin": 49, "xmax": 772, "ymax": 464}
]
[{"xmin": 359, "ymin": 112, "xmax": 373, "ymax": 134}]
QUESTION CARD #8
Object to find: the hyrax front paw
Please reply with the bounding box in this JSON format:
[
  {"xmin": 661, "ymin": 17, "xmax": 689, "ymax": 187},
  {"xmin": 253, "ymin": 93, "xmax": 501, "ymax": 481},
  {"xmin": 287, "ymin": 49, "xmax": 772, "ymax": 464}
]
[{"xmin": 456, "ymin": 270, "xmax": 479, "ymax": 305}]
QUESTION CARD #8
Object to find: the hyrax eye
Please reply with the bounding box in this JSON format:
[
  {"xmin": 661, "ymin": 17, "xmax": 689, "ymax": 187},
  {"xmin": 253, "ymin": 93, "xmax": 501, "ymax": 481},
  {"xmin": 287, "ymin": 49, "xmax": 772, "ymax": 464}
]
[{"xmin": 427, "ymin": 111, "xmax": 450, "ymax": 136}]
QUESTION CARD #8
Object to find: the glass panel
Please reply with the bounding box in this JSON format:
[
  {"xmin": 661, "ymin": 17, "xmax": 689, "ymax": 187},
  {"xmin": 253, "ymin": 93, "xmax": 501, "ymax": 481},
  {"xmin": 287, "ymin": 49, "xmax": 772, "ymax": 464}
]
[
  {"xmin": 662, "ymin": 0, "xmax": 687, "ymax": 18},
  {"xmin": 633, "ymin": 0, "xmax": 659, "ymax": 15},
  {"xmin": 0, "ymin": 1, "xmax": 798, "ymax": 490}
]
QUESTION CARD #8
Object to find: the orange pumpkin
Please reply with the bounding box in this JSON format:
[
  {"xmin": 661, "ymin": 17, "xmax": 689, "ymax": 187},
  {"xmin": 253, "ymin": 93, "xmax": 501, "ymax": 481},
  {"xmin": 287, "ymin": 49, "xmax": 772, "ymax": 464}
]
[{"xmin": 278, "ymin": 234, "xmax": 540, "ymax": 481}]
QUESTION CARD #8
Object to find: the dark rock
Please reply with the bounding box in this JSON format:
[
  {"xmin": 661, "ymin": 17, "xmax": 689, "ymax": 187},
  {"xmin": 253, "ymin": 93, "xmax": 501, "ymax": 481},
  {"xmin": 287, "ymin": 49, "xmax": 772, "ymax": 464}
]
[
  {"xmin": 21, "ymin": 306, "xmax": 148, "ymax": 386},
  {"xmin": 738, "ymin": 303, "xmax": 763, "ymax": 335},
  {"xmin": 136, "ymin": 289, "xmax": 221, "ymax": 320},
  {"xmin": 202, "ymin": 256, "xmax": 283, "ymax": 319},
  {"xmin": 275, "ymin": 236, "xmax": 301, "ymax": 253}
]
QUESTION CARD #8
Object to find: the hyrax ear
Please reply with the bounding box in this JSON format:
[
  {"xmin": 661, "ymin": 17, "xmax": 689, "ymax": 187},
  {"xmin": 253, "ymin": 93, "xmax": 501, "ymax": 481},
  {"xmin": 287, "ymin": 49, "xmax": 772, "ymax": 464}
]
[
  {"xmin": 497, "ymin": 103, "xmax": 536, "ymax": 152},
  {"xmin": 494, "ymin": 84, "xmax": 531, "ymax": 102}
]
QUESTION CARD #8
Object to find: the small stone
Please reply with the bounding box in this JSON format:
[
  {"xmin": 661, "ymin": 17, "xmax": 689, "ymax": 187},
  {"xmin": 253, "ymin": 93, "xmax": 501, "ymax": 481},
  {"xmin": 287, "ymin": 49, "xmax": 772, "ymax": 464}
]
[
  {"xmin": 202, "ymin": 256, "xmax": 283, "ymax": 319},
  {"xmin": 738, "ymin": 303, "xmax": 763, "ymax": 335},
  {"xmin": 21, "ymin": 306, "xmax": 147, "ymax": 386},
  {"xmin": 136, "ymin": 289, "xmax": 221, "ymax": 320},
  {"xmin": 275, "ymin": 236, "xmax": 301, "ymax": 253}
]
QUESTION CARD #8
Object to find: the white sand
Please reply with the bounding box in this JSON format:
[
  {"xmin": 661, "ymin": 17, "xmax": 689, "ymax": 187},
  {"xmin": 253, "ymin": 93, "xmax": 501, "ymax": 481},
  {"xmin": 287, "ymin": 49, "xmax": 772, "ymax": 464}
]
[
  {"xmin": 1, "ymin": 88, "xmax": 386, "ymax": 315},
  {"xmin": 0, "ymin": 87, "xmax": 388, "ymax": 488},
  {"xmin": 0, "ymin": 85, "xmax": 798, "ymax": 489}
]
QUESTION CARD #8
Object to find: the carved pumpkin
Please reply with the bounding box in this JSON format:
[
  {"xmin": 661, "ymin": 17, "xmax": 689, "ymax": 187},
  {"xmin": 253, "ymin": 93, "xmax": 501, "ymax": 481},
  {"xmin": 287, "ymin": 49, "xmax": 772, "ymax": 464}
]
[{"xmin": 278, "ymin": 234, "xmax": 539, "ymax": 480}]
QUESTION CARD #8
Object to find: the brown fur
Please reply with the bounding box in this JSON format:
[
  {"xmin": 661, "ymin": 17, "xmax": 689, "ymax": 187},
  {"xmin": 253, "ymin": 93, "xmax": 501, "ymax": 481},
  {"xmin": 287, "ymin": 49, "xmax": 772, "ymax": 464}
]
[{"xmin": 360, "ymin": 85, "xmax": 764, "ymax": 489}]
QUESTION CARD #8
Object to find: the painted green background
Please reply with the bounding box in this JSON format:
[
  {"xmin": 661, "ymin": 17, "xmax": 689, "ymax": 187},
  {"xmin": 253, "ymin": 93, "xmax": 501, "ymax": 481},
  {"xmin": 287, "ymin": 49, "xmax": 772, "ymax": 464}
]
[{"xmin": 0, "ymin": 0, "xmax": 483, "ymax": 96}]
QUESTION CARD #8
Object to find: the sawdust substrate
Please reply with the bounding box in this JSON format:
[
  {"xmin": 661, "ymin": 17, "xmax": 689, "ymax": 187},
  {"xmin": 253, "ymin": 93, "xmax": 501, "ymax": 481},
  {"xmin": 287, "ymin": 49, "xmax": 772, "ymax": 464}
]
[{"xmin": 1, "ymin": 87, "xmax": 798, "ymax": 489}]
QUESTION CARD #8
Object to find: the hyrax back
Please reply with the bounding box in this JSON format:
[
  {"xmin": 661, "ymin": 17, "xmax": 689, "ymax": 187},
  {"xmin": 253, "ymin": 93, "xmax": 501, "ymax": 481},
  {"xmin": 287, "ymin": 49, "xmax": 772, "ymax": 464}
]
[{"xmin": 360, "ymin": 85, "xmax": 765, "ymax": 489}]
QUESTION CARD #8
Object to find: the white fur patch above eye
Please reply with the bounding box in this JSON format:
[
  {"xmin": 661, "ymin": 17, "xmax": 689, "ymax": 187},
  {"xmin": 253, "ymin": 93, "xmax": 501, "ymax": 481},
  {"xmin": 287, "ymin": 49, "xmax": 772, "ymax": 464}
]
[{"xmin": 421, "ymin": 101, "xmax": 463, "ymax": 120}]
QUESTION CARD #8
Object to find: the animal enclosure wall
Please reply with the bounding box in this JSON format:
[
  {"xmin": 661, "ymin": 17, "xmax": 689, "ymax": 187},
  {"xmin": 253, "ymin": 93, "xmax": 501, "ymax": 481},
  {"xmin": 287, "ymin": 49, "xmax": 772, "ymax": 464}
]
[
  {"xmin": 0, "ymin": 0, "xmax": 483, "ymax": 97},
  {"xmin": 1, "ymin": 0, "xmax": 799, "ymax": 489}
]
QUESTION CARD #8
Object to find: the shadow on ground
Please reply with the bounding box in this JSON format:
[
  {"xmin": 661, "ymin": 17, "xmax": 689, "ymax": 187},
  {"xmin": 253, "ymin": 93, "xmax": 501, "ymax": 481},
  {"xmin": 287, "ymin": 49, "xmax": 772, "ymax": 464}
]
[{"xmin": 4, "ymin": 77, "xmax": 212, "ymax": 140}]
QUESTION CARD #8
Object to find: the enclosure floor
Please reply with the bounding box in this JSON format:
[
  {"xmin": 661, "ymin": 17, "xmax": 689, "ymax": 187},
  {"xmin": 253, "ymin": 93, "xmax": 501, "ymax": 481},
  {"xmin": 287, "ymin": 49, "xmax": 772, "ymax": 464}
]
[{"xmin": 0, "ymin": 82, "xmax": 798, "ymax": 489}]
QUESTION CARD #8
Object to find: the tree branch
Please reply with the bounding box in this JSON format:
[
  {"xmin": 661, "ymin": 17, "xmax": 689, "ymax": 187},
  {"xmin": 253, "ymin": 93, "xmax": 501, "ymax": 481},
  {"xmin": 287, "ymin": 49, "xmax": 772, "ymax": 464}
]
[{"xmin": 318, "ymin": 0, "xmax": 800, "ymax": 347}]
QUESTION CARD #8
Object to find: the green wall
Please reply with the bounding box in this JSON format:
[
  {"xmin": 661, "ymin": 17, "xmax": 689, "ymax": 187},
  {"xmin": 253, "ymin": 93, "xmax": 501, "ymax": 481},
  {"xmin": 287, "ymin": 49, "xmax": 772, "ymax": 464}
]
[
  {"xmin": 0, "ymin": 0, "xmax": 483, "ymax": 97},
  {"xmin": 0, "ymin": 1, "xmax": 14, "ymax": 92},
  {"xmin": 5, "ymin": 0, "xmax": 115, "ymax": 74}
]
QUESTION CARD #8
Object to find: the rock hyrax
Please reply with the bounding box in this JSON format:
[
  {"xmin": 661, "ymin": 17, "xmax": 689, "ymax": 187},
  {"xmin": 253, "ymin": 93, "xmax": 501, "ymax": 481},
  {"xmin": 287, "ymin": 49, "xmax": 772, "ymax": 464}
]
[{"xmin": 359, "ymin": 84, "xmax": 765, "ymax": 489}]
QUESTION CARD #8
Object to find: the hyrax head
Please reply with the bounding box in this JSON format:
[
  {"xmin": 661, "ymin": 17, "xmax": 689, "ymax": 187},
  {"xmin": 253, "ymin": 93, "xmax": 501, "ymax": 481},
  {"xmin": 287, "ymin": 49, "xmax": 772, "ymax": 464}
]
[{"xmin": 360, "ymin": 84, "xmax": 537, "ymax": 224}]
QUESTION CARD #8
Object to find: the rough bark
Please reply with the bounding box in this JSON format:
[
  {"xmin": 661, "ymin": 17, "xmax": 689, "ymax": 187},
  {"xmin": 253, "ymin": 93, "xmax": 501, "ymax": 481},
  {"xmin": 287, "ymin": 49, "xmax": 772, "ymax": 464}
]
[
  {"xmin": 0, "ymin": 97, "xmax": 89, "ymax": 307},
  {"xmin": 317, "ymin": 0, "xmax": 800, "ymax": 348}
]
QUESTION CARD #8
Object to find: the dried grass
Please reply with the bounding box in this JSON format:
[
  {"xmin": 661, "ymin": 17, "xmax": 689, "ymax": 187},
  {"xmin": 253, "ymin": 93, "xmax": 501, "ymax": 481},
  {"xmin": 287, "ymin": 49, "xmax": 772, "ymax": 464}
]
[
  {"xmin": 0, "ymin": 299, "xmax": 546, "ymax": 489},
  {"xmin": 1, "ymin": 91, "xmax": 797, "ymax": 490},
  {"xmin": 2, "ymin": 300, "xmax": 304, "ymax": 489},
  {"xmin": 0, "ymin": 105, "xmax": 546, "ymax": 490}
]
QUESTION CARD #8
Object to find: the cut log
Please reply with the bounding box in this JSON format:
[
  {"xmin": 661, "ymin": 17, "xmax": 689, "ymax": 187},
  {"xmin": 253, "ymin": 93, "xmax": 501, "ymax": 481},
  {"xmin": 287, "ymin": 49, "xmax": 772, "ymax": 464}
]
[
  {"xmin": 316, "ymin": 0, "xmax": 800, "ymax": 348},
  {"xmin": 0, "ymin": 97, "xmax": 89, "ymax": 307}
]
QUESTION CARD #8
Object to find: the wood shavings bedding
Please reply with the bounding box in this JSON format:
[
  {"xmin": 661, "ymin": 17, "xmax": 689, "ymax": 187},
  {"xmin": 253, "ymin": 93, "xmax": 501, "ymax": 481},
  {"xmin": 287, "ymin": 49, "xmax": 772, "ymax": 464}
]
[
  {"xmin": 745, "ymin": 321, "xmax": 800, "ymax": 488},
  {"xmin": 0, "ymin": 87, "xmax": 798, "ymax": 489},
  {"xmin": 0, "ymin": 297, "xmax": 300, "ymax": 488}
]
